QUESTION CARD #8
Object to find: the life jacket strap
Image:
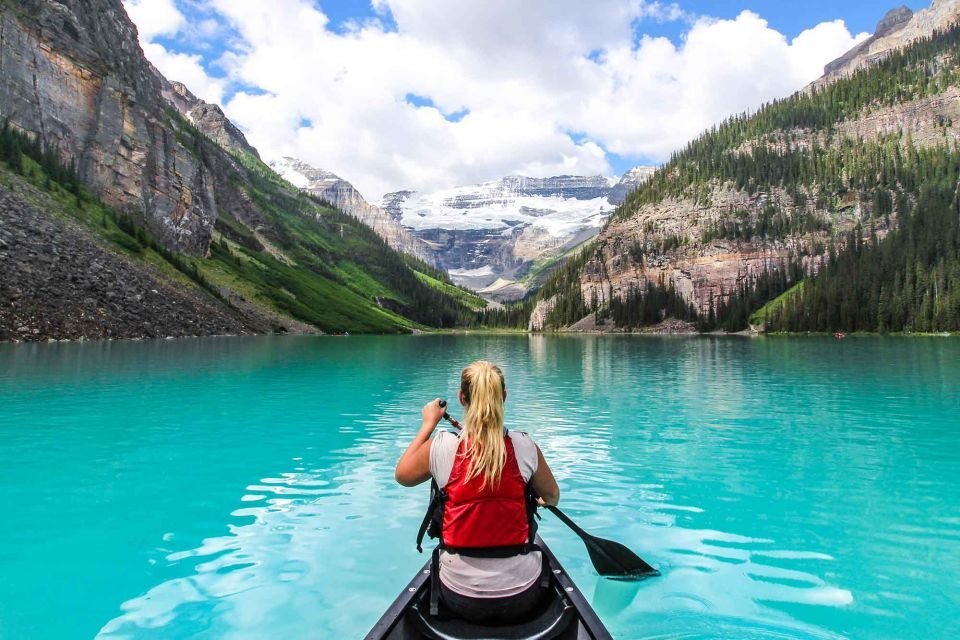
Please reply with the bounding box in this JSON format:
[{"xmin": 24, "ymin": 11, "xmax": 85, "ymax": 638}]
[
  {"xmin": 429, "ymin": 546, "xmax": 441, "ymax": 616},
  {"xmin": 416, "ymin": 479, "xmax": 445, "ymax": 553},
  {"xmin": 438, "ymin": 542, "xmax": 541, "ymax": 558}
]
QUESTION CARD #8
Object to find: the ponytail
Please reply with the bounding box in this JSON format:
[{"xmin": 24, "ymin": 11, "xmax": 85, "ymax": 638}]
[{"xmin": 459, "ymin": 361, "xmax": 506, "ymax": 489}]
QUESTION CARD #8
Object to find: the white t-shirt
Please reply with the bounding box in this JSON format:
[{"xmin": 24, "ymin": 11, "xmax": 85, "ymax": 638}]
[{"xmin": 429, "ymin": 429, "xmax": 542, "ymax": 598}]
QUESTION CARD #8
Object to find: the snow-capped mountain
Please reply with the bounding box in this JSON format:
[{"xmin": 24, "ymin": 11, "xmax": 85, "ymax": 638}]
[
  {"xmin": 269, "ymin": 157, "xmax": 433, "ymax": 263},
  {"xmin": 381, "ymin": 169, "xmax": 655, "ymax": 298},
  {"xmin": 608, "ymin": 166, "xmax": 657, "ymax": 205}
]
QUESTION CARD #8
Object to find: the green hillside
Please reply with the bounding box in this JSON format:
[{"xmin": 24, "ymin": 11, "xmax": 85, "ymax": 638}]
[
  {"xmin": 0, "ymin": 118, "xmax": 474, "ymax": 334},
  {"xmin": 533, "ymin": 23, "xmax": 960, "ymax": 333}
]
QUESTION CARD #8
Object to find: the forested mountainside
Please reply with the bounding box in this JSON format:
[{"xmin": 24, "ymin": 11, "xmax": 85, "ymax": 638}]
[
  {"xmin": 0, "ymin": 0, "xmax": 478, "ymax": 340},
  {"xmin": 530, "ymin": 11, "xmax": 960, "ymax": 334}
]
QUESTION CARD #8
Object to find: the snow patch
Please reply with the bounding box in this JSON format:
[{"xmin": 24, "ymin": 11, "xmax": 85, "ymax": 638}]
[
  {"xmin": 448, "ymin": 266, "xmax": 495, "ymax": 278},
  {"xmin": 270, "ymin": 159, "xmax": 310, "ymax": 189}
]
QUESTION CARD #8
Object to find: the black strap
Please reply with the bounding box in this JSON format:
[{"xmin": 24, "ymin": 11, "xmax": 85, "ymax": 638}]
[
  {"xmin": 416, "ymin": 492, "xmax": 439, "ymax": 553},
  {"xmin": 439, "ymin": 542, "xmax": 539, "ymax": 558},
  {"xmin": 430, "ymin": 547, "xmax": 441, "ymax": 616},
  {"xmin": 538, "ymin": 545, "xmax": 552, "ymax": 588}
]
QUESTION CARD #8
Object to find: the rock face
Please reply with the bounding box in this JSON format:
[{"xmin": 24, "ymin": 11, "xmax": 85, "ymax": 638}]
[
  {"xmin": 381, "ymin": 169, "xmax": 654, "ymax": 297},
  {"xmin": 527, "ymin": 295, "xmax": 557, "ymax": 332},
  {"xmin": 158, "ymin": 76, "xmax": 260, "ymax": 160},
  {"xmin": 268, "ymin": 157, "xmax": 433, "ymax": 263},
  {"xmin": 816, "ymin": 0, "xmax": 960, "ymax": 86},
  {"xmin": 583, "ymin": 186, "xmax": 858, "ymax": 315},
  {"xmin": 0, "ymin": 0, "xmax": 224, "ymax": 254},
  {"xmin": 0, "ymin": 184, "xmax": 261, "ymax": 341}
]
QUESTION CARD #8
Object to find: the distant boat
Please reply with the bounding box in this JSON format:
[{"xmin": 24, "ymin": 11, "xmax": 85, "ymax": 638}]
[{"xmin": 835, "ymin": 332, "xmax": 846, "ymax": 340}]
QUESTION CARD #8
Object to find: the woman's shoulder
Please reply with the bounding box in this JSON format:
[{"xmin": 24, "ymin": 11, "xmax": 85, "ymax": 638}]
[
  {"xmin": 508, "ymin": 429, "xmax": 536, "ymax": 445},
  {"xmin": 507, "ymin": 429, "xmax": 539, "ymax": 479},
  {"xmin": 434, "ymin": 428, "xmax": 460, "ymax": 448}
]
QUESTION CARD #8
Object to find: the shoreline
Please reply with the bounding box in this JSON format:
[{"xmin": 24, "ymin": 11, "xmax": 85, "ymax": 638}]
[{"xmin": 2, "ymin": 328, "xmax": 955, "ymax": 346}]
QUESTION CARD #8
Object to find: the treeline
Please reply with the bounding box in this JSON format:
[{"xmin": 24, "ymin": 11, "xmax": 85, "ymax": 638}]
[
  {"xmin": 1, "ymin": 119, "xmax": 82, "ymax": 196},
  {"xmin": 700, "ymin": 205, "xmax": 829, "ymax": 243},
  {"xmin": 472, "ymin": 299, "xmax": 536, "ymax": 329},
  {"xmin": 605, "ymin": 275, "xmax": 697, "ymax": 328},
  {"xmin": 541, "ymin": 244, "xmax": 600, "ymax": 328},
  {"xmin": 765, "ymin": 181, "xmax": 960, "ymax": 332},
  {"xmin": 625, "ymin": 132, "xmax": 960, "ymax": 216}
]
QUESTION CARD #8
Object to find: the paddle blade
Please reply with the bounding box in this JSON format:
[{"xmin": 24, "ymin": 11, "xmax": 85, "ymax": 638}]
[{"xmin": 584, "ymin": 534, "xmax": 659, "ymax": 579}]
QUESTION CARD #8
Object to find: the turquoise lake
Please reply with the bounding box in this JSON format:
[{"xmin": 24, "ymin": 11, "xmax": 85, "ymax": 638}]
[{"xmin": 0, "ymin": 335, "xmax": 957, "ymax": 639}]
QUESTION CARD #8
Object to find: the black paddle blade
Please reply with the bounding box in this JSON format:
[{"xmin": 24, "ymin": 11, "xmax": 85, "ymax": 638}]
[{"xmin": 584, "ymin": 534, "xmax": 659, "ymax": 579}]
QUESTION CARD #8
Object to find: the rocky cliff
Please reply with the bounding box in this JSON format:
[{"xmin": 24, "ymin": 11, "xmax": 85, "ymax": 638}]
[
  {"xmin": 158, "ymin": 75, "xmax": 260, "ymax": 161},
  {"xmin": 381, "ymin": 169, "xmax": 653, "ymax": 299},
  {"xmin": 815, "ymin": 0, "xmax": 960, "ymax": 86},
  {"xmin": 0, "ymin": 0, "xmax": 226, "ymax": 254},
  {"xmin": 268, "ymin": 157, "xmax": 434, "ymax": 264}
]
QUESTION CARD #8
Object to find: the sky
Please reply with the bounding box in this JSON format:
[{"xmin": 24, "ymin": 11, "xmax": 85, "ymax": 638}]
[{"xmin": 122, "ymin": 0, "xmax": 928, "ymax": 200}]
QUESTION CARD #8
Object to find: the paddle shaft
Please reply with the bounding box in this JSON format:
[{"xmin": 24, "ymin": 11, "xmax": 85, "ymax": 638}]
[
  {"xmin": 544, "ymin": 504, "xmax": 589, "ymax": 537},
  {"xmin": 437, "ymin": 399, "xmax": 461, "ymax": 430}
]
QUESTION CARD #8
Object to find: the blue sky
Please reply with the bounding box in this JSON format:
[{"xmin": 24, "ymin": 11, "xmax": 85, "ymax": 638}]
[
  {"xmin": 127, "ymin": 0, "xmax": 926, "ymax": 197},
  {"xmin": 318, "ymin": 1, "xmax": 927, "ymax": 40}
]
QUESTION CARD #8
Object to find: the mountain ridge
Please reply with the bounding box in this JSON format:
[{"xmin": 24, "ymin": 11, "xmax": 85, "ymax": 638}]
[
  {"xmin": 529, "ymin": 0, "xmax": 960, "ymax": 332},
  {"xmin": 268, "ymin": 156, "xmax": 434, "ymax": 264}
]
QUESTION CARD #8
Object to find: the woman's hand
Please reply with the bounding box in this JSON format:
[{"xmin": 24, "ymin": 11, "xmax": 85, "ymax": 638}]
[
  {"xmin": 421, "ymin": 398, "xmax": 446, "ymax": 427},
  {"xmin": 395, "ymin": 398, "xmax": 445, "ymax": 487}
]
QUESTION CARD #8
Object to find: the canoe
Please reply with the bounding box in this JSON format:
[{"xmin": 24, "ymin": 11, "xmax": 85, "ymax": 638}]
[{"xmin": 364, "ymin": 536, "xmax": 613, "ymax": 640}]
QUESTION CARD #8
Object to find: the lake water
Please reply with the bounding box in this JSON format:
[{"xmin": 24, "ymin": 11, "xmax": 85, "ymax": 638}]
[{"xmin": 0, "ymin": 335, "xmax": 957, "ymax": 639}]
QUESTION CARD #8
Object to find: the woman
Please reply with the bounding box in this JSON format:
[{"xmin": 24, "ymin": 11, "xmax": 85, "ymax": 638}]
[{"xmin": 395, "ymin": 361, "xmax": 560, "ymax": 624}]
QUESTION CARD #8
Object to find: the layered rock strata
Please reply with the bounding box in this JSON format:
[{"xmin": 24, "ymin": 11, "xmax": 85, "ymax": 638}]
[{"xmin": 0, "ymin": 0, "xmax": 221, "ymax": 254}]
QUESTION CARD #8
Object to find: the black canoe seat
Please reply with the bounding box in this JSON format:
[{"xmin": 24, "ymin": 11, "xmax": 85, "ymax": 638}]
[{"xmin": 408, "ymin": 589, "xmax": 578, "ymax": 640}]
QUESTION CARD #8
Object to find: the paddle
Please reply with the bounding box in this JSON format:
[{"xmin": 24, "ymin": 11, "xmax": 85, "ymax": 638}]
[
  {"xmin": 543, "ymin": 504, "xmax": 658, "ymax": 578},
  {"xmin": 436, "ymin": 400, "xmax": 658, "ymax": 580}
]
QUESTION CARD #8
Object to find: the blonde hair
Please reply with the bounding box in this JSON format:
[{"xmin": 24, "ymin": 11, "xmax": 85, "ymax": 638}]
[{"xmin": 459, "ymin": 361, "xmax": 507, "ymax": 489}]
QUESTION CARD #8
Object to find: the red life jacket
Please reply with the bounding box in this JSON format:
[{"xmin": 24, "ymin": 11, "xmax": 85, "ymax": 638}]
[{"xmin": 440, "ymin": 434, "xmax": 531, "ymax": 551}]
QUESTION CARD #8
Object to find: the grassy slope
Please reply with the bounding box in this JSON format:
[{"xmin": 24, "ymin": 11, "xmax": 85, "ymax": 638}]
[
  {"xmin": 413, "ymin": 271, "xmax": 488, "ymax": 312},
  {"xmin": 217, "ymin": 149, "xmax": 476, "ymax": 332},
  {"xmin": 749, "ymin": 282, "xmax": 805, "ymax": 327}
]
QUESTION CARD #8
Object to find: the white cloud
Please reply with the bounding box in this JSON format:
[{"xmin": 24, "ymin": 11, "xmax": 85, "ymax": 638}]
[
  {"xmin": 123, "ymin": 0, "xmax": 185, "ymax": 40},
  {"xmin": 123, "ymin": 0, "xmax": 225, "ymax": 104},
  {"xmin": 574, "ymin": 12, "xmax": 869, "ymax": 159},
  {"xmin": 124, "ymin": 1, "xmax": 869, "ymax": 200},
  {"xmin": 142, "ymin": 43, "xmax": 227, "ymax": 105}
]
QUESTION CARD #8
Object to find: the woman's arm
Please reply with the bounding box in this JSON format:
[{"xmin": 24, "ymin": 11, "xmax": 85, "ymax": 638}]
[
  {"xmin": 530, "ymin": 445, "xmax": 560, "ymax": 506},
  {"xmin": 395, "ymin": 398, "xmax": 446, "ymax": 487}
]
